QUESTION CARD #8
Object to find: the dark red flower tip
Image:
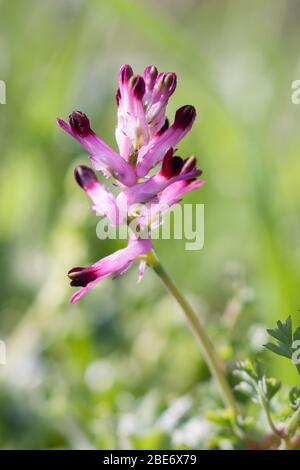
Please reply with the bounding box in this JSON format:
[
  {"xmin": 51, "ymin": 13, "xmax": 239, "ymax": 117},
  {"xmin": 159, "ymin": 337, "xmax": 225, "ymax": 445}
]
[
  {"xmin": 74, "ymin": 165, "xmax": 98, "ymax": 191},
  {"xmin": 129, "ymin": 75, "xmax": 145, "ymax": 99},
  {"xmin": 120, "ymin": 64, "xmax": 133, "ymax": 83},
  {"xmin": 69, "ymin": 111, "xmax": 92, "ymax": 138},
  {"xmin": 116, "ymin": 88, "xmax": 121, "ymax": 106},
  {"xmin": 174, "ymin": 105, "xmax": 196, "ymax": 130},
  {"xmin": 161, "ymin": 149, "xmax": 184, "ymax": 179},
  {"xmin": 157, "ymin": 118, "xmax": 169, "ymax": 136},
  {"xmin": 68, "ymin": 266, "xmax": 98, "ymax": 287}
]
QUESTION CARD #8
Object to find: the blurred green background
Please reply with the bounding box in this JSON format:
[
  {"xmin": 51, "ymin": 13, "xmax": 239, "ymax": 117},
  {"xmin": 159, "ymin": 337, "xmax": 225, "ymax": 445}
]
[{"xmin": 0, "ymin": 0, "xmax": 300, "ymax": 449}]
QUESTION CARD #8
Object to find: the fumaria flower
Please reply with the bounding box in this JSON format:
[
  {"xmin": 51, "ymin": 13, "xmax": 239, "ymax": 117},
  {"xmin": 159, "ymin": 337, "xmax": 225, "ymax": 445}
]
[
  {"xmin": 68, "ymin": 236, "xmax": 152, "ymax": 304},
  {"xmin": 57, "ymin": 64, "xmax": 203, "ymax": 303}
]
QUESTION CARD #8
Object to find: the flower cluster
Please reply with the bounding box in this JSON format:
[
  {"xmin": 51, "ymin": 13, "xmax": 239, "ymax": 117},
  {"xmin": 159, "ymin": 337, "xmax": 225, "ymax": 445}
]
[{"xmin": 57, "ymin": 64, "xmax": 203, "ymax": 303}]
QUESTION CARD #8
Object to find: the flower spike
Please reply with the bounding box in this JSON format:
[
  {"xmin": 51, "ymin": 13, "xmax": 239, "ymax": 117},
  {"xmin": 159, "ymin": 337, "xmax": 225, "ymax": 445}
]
[{"xmin": 57, "ymin": 64, "xmax": 203, "ymax": 303}]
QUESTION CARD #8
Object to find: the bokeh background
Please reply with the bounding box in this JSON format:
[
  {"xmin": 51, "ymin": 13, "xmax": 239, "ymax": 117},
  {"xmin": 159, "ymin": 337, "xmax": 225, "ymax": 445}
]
[{"xmin": 0, "ymin": 0, "xmax": 300, "ymax": 449}]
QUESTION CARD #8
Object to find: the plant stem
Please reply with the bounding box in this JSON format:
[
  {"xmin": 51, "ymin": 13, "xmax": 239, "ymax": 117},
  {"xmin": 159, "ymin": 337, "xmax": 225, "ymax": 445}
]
[
  {"xmin": 261, "ymin": 397, "xmax": 300, "ymax": 449},
  {"xmin": 147, "ymin": 250, "xmax": 239, "ymax": 418},
  {"xmin": 261, "ymin": 398, "xmax": 284, "ymax": 440},
  {"xmin": 286, "ymin": 406, "xmax": 300, "ymax": 436}
]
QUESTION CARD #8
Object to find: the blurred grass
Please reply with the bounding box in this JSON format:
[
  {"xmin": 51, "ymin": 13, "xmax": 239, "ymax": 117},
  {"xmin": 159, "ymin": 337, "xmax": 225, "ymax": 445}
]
[{"xmin": 0, "ymin": 0, "xmax": 300, "ymax": 449}]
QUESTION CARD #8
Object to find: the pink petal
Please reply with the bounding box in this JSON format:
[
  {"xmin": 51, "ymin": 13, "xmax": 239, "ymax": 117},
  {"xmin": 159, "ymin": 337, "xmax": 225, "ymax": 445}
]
[
  {"xmin": 136, "ymin": 105, "xmax": 196, "ymax": 177},
  {"xmin": 74, "ymin": 166, "xmax": 120, "ymax": 224},
  {"xmin": 119, "ymin": 162, "xmax": 201, "ymax": 207},
  {"xmin": 116, "ymin": 69, "xmax": 149, "ymax": 156},
  {"xmin": 57, "ymin": 113, "xmax": 136, "ymax": 187},
  {"xmin": 68, "ymin": 238, "xmax": 152, "ymax": 303}
]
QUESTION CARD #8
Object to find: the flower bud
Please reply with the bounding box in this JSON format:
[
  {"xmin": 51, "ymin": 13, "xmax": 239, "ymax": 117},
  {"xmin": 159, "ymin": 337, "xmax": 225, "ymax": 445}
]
[
  {"xmin": 181, "ymin": 156, "xmax": 197, "ymax": 174},
  {"xmin": 162, "ymin": 73, "xmax": 177, "ymax": 95},
  {"xmin": 69, "ymin": 111, "xmax": 92, "ymax": 137},
  {"xmin": 144, "ymin": 65, "xmax": 158, "ymax": 88},
  {"xmin": 68, "ymin": 266, "xmax": 98, "ymax": 287},
  {"xmin": 74, "ymin": 165, "xmax": 98, "ymax": 190},
  {"xmin": 161, "ymin": 149, "xmax": 184, "ymax": 178},
  {"xmin": 119, "ymin": 64, "xmax": 133, "ymax": 84},
  {"xmin": 174, "ymin": 105, "xmax": 196, "ymax": 130},
  {"xmin": 129, "ymin": 75, "xmax": 145, "ymax": 100}
]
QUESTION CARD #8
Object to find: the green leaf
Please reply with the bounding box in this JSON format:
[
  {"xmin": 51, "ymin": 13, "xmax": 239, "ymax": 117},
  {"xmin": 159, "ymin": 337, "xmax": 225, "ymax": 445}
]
[
  {"xmin": 264, "ymin": 316, "xmax": 300, "ymax": 373},
  {"xmin": 264, "ymin": 377, "xmax": 281, "ymax": 401},
  {"xmin": 266, "ymin": 327, "xmax": 287, "ymax": 343},
  {"xmin": 294, "ymin": 328, "xmax": 300, "ymax": 341},
  {"xmin": 233, "ymin": 360, "xmax": 281, "ymax": 405},
  {"xmin": 264, "ymin": 342, "xmax": 291, "ymax": 359},
  {"xmin": 234, "ymin": 381, "xmax": 254, "ymax": 398},
  {"xmin": 206, "ymin": 409, "xmax": 235, "ymax": 426}
]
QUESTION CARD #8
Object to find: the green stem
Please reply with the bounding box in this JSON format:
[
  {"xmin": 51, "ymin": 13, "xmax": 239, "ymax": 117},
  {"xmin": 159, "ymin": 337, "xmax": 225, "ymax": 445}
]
[
  {"xmin": 261, "ymin": 398, "xmax": 284, "ymax": 440},
  {"xmin": 286, "ymin": 406, "xmax": 300, "ymax": 436},
  {"xmin": 261, "ymin": 398, "xmax": 300, "ymax": 449},
  {"xmin": 147, "ymin": 250, "xmax": 239, "ymax": 418}
]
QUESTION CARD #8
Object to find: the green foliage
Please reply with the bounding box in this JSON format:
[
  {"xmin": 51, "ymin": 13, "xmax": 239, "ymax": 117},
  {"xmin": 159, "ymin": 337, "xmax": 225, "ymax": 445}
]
[
  {"xmin": 233, "ymin": 360, "xmax": 281, "ymax": 405},
  {"xmin": 264, "ymin": 316, "xmax": 300, "ymax": 374}
]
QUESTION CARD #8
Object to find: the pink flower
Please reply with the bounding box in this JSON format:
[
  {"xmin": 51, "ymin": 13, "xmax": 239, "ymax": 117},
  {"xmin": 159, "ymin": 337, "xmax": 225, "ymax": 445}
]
[
  {"xmin": 57, "ymin": 64, "xmax": 203, "ymax": 303},
  {"xmin": 57, "ymin": 112, "xmax": 136, "ymax": 186},
  {"xmin": 136, "ymin": 105, "xmax": 196, "ymax": 177},
  {"xmin": 57, "ymin": 65, "xmax": 196, "ymax": 184},
  {"xmin": 115, "ymin": 65, "xmax": 177, "ymax": 161},
  {"xmin": 74, "ymin": 165, "xmax": 120, "ymax": 225},
  {"xmin": 147, "ymin": 179, "xmax": 205, "ymax": 228},
  {"xmin": 117, "ymin": 149, "xmax": 203, "ymax": 208},
  {"xmin": 116, "ymin": 65, "xmax": 149, "ymax": 158},
  {"xmin": 68, "ymin": 237, "xmax": 152, "ymax": 304},
  {"xmin": 143, "ymin": 66, "xmax": 177, "ymax": 137}
]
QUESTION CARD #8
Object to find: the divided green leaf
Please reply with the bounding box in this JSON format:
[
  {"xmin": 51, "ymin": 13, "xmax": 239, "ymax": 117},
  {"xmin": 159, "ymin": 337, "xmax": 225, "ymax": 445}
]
[{"xmin": 264, "ymin": 316, "xmax": 300, "ymax": 374}]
